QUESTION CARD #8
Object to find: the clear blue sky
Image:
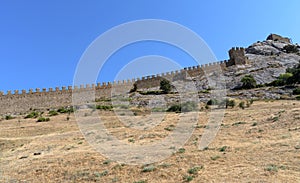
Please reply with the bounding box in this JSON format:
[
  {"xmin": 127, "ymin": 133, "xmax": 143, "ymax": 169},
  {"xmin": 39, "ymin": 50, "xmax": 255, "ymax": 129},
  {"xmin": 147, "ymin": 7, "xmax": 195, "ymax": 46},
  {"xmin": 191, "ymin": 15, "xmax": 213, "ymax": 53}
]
[{"xmin": 1, "ymin": 1, "xmax": 299, "ymax": 93}]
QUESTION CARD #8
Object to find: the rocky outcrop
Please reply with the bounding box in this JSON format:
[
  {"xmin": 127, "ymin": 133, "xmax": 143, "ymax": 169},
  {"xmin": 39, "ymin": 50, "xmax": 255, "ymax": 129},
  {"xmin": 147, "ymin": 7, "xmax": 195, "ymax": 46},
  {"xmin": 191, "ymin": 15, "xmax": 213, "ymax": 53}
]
[{"xmin": 266, "ymin": 33, "xmax": 291, "ymax": 43}]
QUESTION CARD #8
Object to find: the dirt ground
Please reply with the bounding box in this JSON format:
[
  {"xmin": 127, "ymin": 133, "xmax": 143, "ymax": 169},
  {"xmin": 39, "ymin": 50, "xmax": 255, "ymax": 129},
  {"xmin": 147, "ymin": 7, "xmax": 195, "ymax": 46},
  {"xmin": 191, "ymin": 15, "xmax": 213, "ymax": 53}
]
[{"xmin": 0, "ymin": 100, "xmax": 299, "ymax": 182}]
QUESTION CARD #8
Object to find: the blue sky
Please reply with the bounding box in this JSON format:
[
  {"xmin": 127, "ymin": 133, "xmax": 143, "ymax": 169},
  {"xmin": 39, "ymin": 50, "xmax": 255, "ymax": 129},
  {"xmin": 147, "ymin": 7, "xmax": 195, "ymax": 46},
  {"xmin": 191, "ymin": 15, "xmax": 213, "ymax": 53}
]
[{"xmin": 0, "ymin": 1, "xmax": 299, "ymax": 93}]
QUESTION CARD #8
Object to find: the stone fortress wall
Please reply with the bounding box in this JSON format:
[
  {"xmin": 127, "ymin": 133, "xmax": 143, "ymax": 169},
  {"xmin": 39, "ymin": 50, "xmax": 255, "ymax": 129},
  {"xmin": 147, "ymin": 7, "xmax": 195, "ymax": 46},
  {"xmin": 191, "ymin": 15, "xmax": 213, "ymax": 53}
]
[{"xmin": 0, "ymin": 47, "xmax": 248, "ymax": 115}]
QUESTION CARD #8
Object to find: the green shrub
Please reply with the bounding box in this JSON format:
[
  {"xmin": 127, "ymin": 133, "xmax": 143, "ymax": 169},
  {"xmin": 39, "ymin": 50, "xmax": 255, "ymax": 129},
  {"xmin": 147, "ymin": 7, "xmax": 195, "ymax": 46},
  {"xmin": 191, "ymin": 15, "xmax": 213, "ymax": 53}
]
[
  {"xmin": 241, "ymin": 75, "xmax": 257, "ymax": 89},
  {"xmin": 183, "ymin": 175, "xmax": 193, "ymax": 182},
  {"xmin": 96, "ymin": 105, "xmax": 113, "ymax": 110},
  {"xmin": 178, "ymin": 148, "xmax": 186, "ymax": 153},
  {"xmin": 187, "ymin": 166, "xmax": 203, "ymax": 174},
  {"xmin": 181, "ymin": 101, "xmax": 198, "ymax": 112},
  {"xmin": 268, "ymin": 73, "xmax": 293, "ymax": 86},
  {"xmin": 218, "ymin": 146, "xmax": 228, "ymax": 152},
  {"xmin": 226, "ymin": 99, "xmax": 236, "ymax": 108},
  {"xmin": 48, "ymin": 110, "xmax": 58, "ymax": 116},
  {"xmin": 296, "ymin": 95, "xmax": 300, "ymax": 100},
  {"xmin": 5, "ymin": 115, "xmax": 14, "ymax": 120},
  {"xmin": 25, "ymin": 111, "xmax": 39, "ymax": 119},
  {"xmin": 206, "ymin": 99, "xmax": 219, "ymax": 105},
  {"xmin": 239, "ymin": 101, "xmax": 245, "ymax": 109},
  {"xmin": 37, "ymin": 117, "xmax": 50, "ymax": 122},
  {"xmin": 151, "ymin": 107, "xmax": 165, "ymax": 112},
  {"xmin": 139, "ymin": 90, "xmax": 161, "ymax": 95},
  {"xmin": 167, "ymin": 104, "xmax": 181, "ymax": 113},
  {"xmin": 218, "ymin": 99, "xmax": 235, "ymax": 108},
  {"xmin": 160, "ymin": 79, "xmax": 172, "ymax": 94},
  {"xmin": 141, "ymin": 165, "xmax": 156, "ymax": 172},
  {"xmin": 286, "ymin": 61, "xmax": 300, "ymax": 84},
  {"xmin": 293, "ymin": 87, "xmax": 300, "ymax": 95},
  {"xmin": 265, "ymin": 164, "xmax": 278, "ymax": 172},
  {"xmin": 134, "ymin": 181, "xmax": 147, "ymax": 183},
  {"xmin": 167, "ymin": 101, "xmax": 197, "ymax": 113},
  {"xmin": 284, "ymin": 44, "xmax": 298, "ymax": 53},
  {"xmin": 57, "ymin": 107, "xmax": 74, "ymax": 114},
  {"xmin": 232, "ymin": 121, "xmax": 247, "ymax": 126}
]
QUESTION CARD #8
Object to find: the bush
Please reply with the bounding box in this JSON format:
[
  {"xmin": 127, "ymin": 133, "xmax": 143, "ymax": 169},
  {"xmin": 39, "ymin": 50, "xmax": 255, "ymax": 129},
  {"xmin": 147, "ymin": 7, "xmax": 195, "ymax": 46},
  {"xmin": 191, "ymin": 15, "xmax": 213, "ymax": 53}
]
[
  {"xmin": 167, "ymin": 104, "xmax": 181, "ymax": 113},
  {"xmin": 226, "ymin": 99, "xmax": 236, "ymax": 108},
  {"xmin": 181, "ymin": 101, "xmax": 198, "ymax": 112},
  {"xmin": 25, "ymin": 111, "xmax": 39, "ymax": 119},
  {"xmin": 5, "ymin": 115, "xmax": 14, "ymax": 120},
  {"xmin": 206, "ymin": 99, "xmax": 219, "ymax": 106},
  {"xmin": 293, "ymin": 87, "xmax": 300, "ymax": 95},
  {"xmin": 141, "ymin": 165, "xmax": 156, "ymax": 172},
  {"xmin": 284, "ymin": 45, "xmax": 299, "ymax": 53},
  {"xmin": 37, "ymin": 117, "xmax": 50, "ymax": 122},
  {"xmin": 286, "ymin": 61, "xmax": 300, "ymax": 84},
  {"xmin": 160, "ymin": 79, "xmax": 172, "ymax": 94},
  {"xmin": 239, "ymin": 101, "xmax": 245, "ymax": 109},
  {"xmin": 218, "ymin": 99, "xmax": 235, "ymax": 108},
  {"xmin": 188, "ymin": 166, "xmax": 203, "ymax": 174},
  {"xmin": 48, "ymin": 110, "xmax": 58, "ymax": 116},
  {"xmin": 139, "ymin": 90, "xmax": 161, "ymax": 95},
  {"xmin": 57, "ymin": 107, "xmax": 74, "ymax": 114},
  {"xmin": 241, "ymin": 75, "xmax": 257, "ymax": 89},
  {"xmin": 167, "ymin": 101, "xmax": 198, "ymax": 113},
  {"xmin": 296, "ymin": 96, "xmax": 300, "ymax": 100},
  {"xmin": 268, "ymin": 73, "xmax": 293, "ymax": 86},
  {"xmin": 96, "ymin": 105, "xmax": 113, "ymax": 111}
]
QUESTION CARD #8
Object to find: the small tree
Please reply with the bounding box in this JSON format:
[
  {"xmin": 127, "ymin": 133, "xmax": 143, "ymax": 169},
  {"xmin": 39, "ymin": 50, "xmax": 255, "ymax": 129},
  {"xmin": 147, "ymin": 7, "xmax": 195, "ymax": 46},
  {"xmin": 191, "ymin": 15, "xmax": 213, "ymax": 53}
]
[
  {"xmin": 283, "ymin": 45, "xmax": 299, "ymax": 53},
  {"xmin": 287, "ymin": 61, "xmax": 300, "ymax": 85},
  {"xmin": 226, "ymin": 99, "xmax": 236, "ymax": 108},
  {"xmin": 268, "ymin": 73, "xmax": 293, "ymax": 86},
  {"xmin": 160, "ymin": 79, "xmax": 172, "ymax": 94},
  {"xmin": 241, "ymin": 75, "xmax": 257, "ymax": 89}
]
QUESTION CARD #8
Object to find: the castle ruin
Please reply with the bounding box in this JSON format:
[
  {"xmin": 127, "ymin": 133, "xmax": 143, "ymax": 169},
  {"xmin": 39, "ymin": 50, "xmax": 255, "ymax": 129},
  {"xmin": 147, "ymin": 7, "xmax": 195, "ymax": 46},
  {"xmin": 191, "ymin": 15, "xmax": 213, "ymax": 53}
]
[
  {"xmin": 266, "ymin": 33, "xmax": 291, "ymax": 44},
  {"xmin": 226, "ymin": 47, "xmax": 249, "ymax": 67},
  {"xmin": 0, "ymin": 47, "xmax": 249, "ymax": 115}
]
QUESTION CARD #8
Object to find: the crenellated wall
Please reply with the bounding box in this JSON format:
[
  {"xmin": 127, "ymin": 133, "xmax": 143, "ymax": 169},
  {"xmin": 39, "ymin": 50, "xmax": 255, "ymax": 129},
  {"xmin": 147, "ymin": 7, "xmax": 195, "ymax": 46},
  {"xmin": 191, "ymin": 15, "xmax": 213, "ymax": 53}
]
[{"xmin": 0, "ymin": 47, "xmax": 247, "ymax": 115}]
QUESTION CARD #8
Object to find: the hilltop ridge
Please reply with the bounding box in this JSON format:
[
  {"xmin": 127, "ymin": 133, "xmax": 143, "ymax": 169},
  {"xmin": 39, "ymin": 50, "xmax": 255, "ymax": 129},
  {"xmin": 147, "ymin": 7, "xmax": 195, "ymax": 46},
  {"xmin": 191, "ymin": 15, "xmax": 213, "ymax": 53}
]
[{"xmin": 0, "ymin": 34, "xmax": 299, "ymax": 115}]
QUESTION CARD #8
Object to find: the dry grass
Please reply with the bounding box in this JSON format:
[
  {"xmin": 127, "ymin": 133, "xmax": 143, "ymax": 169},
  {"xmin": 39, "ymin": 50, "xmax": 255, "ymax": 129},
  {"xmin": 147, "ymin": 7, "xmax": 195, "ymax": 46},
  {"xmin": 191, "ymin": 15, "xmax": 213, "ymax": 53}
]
[{"xmin": 0, "ymin": 100, "xmax": 300, "ymax": 182}]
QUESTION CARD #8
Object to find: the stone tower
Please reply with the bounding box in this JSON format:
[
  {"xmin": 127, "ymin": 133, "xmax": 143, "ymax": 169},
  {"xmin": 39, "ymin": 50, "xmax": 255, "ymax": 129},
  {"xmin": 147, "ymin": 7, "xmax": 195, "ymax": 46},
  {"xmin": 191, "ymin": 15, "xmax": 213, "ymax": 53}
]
[{"xmin": 226, "ymin": 47, "xmax": 248, "ymax": 67}]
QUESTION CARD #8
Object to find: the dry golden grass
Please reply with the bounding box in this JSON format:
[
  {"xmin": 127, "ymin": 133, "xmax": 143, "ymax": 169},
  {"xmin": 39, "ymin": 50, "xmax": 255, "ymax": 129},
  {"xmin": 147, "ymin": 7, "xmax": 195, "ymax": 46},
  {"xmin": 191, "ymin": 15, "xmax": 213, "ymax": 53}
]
[{"xmin": 0, "ymin": 100, "xmax": 300, "ymax": 182}]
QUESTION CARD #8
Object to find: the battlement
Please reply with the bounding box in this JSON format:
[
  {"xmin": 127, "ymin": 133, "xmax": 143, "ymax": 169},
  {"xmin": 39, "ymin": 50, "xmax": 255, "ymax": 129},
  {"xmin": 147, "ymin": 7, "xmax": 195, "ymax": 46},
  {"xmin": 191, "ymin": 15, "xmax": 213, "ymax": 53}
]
[
  {"xmin": 0, "ymin": 60, "xmax": 230, "ymax": 97},
  {"xmin": 0, "ymin": 47, "xmax": 248, "ymax": 114}
]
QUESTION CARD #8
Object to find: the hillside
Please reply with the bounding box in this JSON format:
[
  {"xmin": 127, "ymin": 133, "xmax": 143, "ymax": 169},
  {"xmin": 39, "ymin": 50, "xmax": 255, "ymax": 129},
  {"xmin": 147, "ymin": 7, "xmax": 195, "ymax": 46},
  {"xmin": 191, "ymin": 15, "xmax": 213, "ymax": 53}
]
[
  {"xmin": 1, "ymin": 34, "xmax": 300, "ymax": 182},
  {"xmin": 0, "ymin": 100, "xmax": 299, "ymax": 182}
]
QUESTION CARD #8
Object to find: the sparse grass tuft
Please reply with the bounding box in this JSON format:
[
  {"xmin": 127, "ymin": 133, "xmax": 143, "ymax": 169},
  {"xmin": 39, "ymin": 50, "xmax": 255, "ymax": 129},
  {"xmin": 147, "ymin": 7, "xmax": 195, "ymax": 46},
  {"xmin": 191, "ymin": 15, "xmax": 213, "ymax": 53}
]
[
  {"xmin": 183, "ymin": 175, "xmax": 193, "ymax": 182},
  {"xmin": 48, "ymin": 110, "xmax": 58, "ymax": 116},
  {"xmin": 25, "ymin": 111, "xmax": 39, "ymax": 119},
  {"xmin": 37, "ymin": 117, "xmax": 50, "ymax": 122},
  {"xmin": 265, "ymin": 164, "xmax": 278, "ymax": 172},
  {"xmin": 211, "ymin": 155, "xmax": 221, "ymax": 161},
  {"xmin": 188, "ymin": 166, "xmax": 203, "ymax": 174},
  {"xmin": 232, "ymin": 121, "xmax": 247, "ymax": 126},
  {"xmin": 5, "ymin": 115, "xmax": 14, "ymax": 120},
  {"xmin": 178, "ymin": 148, "xmax": 186, "ymax": 153},
  {"xmin": 96, "ymin": 105, "xmax": 113, "ymax": 111},
  {"xmin": 218, "ymin": 146, "xmax": 228, "ymax": 152},
  {"xmin": 141, "ymin": 165, "xmax": 156, "ymax": 173}
]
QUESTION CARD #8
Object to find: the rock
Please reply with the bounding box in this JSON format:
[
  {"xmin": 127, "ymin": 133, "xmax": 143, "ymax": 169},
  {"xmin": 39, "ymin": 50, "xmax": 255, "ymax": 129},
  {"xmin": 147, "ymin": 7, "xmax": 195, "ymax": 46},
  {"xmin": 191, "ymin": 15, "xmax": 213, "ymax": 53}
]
[
  {"xmin": 246, "ymin": 45, "xmax": 281, "ymax": 56},
  {"xmin": 33, "ymin": 152, "xmax": 41, "ymax": 156},
  {"xmin": 19, "ymin": 155, "xmax": 28, "ymax": 159},
  {"xmin": 266, "ymin": 34, "xmax": 291, "ymax": 43}
]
